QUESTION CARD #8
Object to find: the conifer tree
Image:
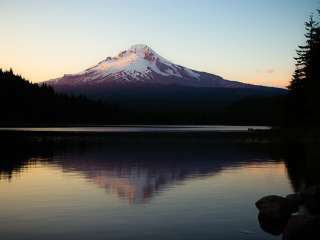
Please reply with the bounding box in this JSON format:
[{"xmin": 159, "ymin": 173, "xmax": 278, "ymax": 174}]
[{"xmin": 288, "ymin": 11, "xmax": 320, "ymax": 125}]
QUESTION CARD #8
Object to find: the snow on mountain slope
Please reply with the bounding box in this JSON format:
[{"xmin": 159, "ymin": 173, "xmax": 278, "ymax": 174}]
[{"xmin": 44, "ymin": 44, "xmax": 257, "ymax": 88}]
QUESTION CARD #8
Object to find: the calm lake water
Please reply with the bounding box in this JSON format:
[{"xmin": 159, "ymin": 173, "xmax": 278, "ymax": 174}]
[{"xmin": 0, "ymin": 133, "xmax": 293, "ymax": 240}]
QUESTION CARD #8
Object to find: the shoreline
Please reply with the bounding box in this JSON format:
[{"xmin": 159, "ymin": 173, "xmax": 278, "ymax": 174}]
[{"xmin": 0, "ymin": 128, "xmax": 277, "ymax": 144}]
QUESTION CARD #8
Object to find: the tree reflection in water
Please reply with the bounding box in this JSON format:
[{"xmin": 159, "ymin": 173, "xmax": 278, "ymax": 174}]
[{"xmin": 1, "ymin": 136, "xmax": 279, "ymax": 203}]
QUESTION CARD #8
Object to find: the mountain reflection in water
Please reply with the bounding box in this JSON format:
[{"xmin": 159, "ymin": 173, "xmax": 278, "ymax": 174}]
[{"xmin": 2, "ymin": 139, "xmax": 276, "ymax": 204}]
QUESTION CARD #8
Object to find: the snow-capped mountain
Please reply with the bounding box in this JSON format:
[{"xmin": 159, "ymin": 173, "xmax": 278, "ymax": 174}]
[{"xmin": 44, "ymin": 44, "xmax": 256, "ymax": 88}]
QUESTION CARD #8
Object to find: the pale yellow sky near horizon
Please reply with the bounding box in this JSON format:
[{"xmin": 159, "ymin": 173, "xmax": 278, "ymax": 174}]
[{"xmin": 0, "ymin": 45, "xmax": 294, "ymax": 88}]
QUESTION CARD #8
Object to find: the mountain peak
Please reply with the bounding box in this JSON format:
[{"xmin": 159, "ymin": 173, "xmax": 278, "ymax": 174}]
[
  {"xmin": 44, "ymin": 44, "xmax": 255, "ymax": 89},
  {"xmin": 125, "ymin": 44, "xmax": 158, "ymax": 61}
]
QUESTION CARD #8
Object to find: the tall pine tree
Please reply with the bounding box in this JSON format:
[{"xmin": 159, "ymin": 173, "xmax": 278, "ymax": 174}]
[{"xmin": 288, "ymin": 11, "xmax": 320, "ymax": 126}]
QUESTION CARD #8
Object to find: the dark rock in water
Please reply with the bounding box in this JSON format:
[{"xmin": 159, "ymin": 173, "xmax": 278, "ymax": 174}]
[
  {"xmin": 256, "ymin": 195, "xmax": 299, "ymax": 219},
  {"xmin": 282, "ymin": 215, "xmax": 320, "ymax": 240},
  {"xmin": 258, "ymin": 211, "xmax": 288, "ymax": 235},
  {"xmin": 301, "ymin": 186, "xmax": 320, "ymax": 214},
  {"xmin": 286, "ymin": 193, "xmax": 304, "ymax": 205},
  {"xmin": 255, "ymin": 195, "xmax": 300, "ymax": 235},
  {"xmin": 256, "ymin": 188, "xmax": 320, "ymax": 238}
]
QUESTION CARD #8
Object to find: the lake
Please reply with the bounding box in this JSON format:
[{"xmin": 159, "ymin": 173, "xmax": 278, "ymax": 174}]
[{"xmin": 0, "ymin": 130, "xmax": 294, "ymax": 240}]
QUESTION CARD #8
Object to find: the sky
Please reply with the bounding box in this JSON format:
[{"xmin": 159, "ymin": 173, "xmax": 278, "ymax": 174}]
[{"xmin": 0, "ymin": 0, "xmax": 319, "ymax": 87}]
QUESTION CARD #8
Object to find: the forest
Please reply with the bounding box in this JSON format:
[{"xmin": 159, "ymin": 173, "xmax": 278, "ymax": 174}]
[{"xmin": 0, "ymin": 68, "xmax": 285, "ymax": 125}]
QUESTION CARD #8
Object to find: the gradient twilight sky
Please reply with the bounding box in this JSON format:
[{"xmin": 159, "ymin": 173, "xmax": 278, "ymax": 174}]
[{"xmin": 0, "ymin": 0, "xmax": 318, "ymax": 87}]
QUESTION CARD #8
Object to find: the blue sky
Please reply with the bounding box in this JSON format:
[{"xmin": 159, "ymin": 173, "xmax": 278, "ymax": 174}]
[{"xmin": 0, "ymin": 0, "xmax": 318, "ymax": 87}]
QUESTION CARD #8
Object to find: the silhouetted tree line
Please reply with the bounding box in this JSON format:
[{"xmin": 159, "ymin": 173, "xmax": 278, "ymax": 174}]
[
  {"xmin": 222, "ymin": 95, "xmax": 286, "ymax": 125},
  {"xmin": 0, "ymin": 68, "xmax": 287, "ymax": 125},
  {"xmin": 287, "ymin": 10, "xmax": 320, "ymax": 126},
  {"xmin": 0, "ymin": 69, "xmax": 118, "ymax": 125}
]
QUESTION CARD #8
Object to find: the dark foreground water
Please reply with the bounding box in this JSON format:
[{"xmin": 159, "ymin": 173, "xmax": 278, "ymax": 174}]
[{"xmin": 0, "ymin": 135, "xmax": 294, "ymax": 240}]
